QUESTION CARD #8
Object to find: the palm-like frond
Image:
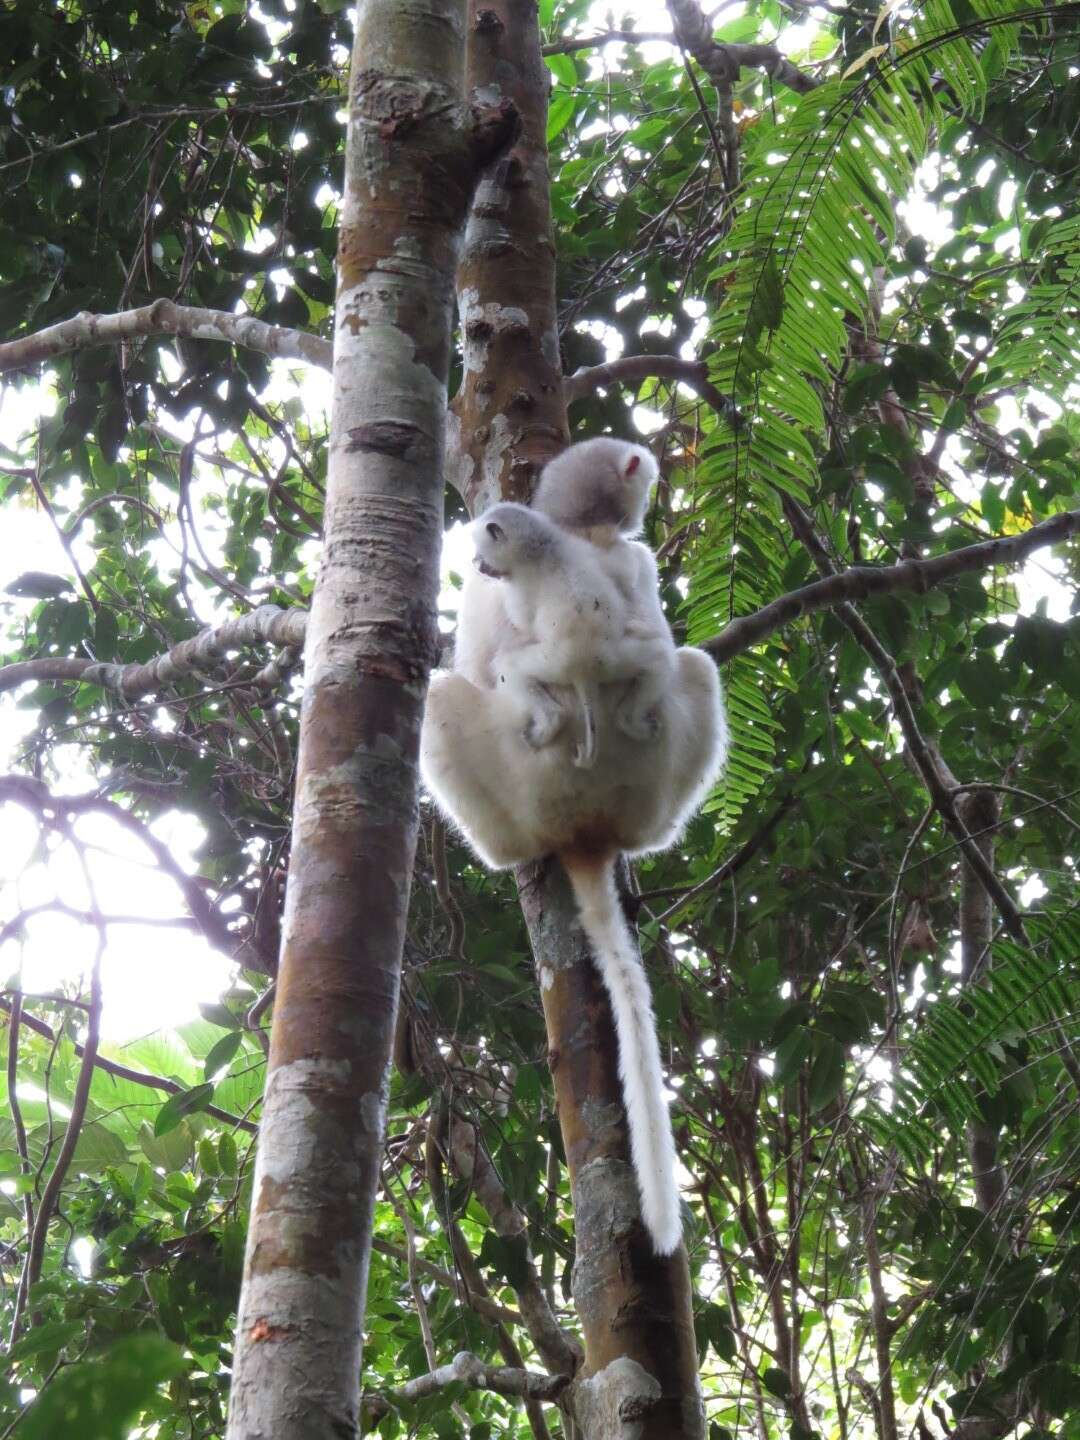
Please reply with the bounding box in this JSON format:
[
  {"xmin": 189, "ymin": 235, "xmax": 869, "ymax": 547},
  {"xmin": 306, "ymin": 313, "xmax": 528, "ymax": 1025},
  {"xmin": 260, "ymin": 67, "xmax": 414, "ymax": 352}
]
[
  {"xmin": 689, "ymin": 2, "xmax": 1038, "ymax": 824},
  {"xmin": 995, "ymin": 212, "xmax": 1080, "ymax": 385},
  {"xmin": 873, "ymin": 913, "xmax": 1080, "ymax": 1165}
]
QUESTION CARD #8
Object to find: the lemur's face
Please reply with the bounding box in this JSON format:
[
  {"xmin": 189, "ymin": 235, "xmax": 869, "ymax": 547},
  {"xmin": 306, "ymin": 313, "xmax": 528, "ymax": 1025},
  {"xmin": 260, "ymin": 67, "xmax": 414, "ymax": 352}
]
[
  {"xmin": 473, "ymin": 519, "xmax": 509, "ymax": 579},
  {"xmin": 470, "ymin": 504, "xmax": 546, "ymax": 580}
]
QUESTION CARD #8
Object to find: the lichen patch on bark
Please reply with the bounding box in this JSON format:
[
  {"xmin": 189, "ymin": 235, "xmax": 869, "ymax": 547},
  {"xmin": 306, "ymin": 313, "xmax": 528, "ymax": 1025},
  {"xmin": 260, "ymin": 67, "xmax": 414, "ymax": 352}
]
[{"xmin": 575, "ymin": 1357, "xmax": 661, "ymax": 1440}]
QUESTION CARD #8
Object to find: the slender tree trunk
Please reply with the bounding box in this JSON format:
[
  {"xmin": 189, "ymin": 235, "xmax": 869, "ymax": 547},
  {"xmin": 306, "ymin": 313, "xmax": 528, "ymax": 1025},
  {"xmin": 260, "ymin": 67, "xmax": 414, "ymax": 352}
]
[
  {"xmin": 448, "ymin": 0, "xmax": 568, "ymax": 512},
  {"xmin": 449, "ymin": 5, "xmax": 703, "ymax": 1434},
  {"xmin": 520, "ymin": 866, "xmax": 704, "ymax": 1438},
  {"xmin": 226, "ymin": 7, "xmax": 507, "ymax": 1436},
  {"xmin": 958, "ymin": 787, "xmax": 1006, "ymax": 1217}
]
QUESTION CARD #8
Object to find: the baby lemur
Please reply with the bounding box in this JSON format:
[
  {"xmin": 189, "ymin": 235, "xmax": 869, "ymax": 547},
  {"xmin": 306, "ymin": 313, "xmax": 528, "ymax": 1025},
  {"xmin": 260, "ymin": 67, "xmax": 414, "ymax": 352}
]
[
  {"xmin": 421, "ymin": 438, "xmax": 727, "ymax": 1255},
  {"xmin": 470, "ymin": 502, "xmax": 676, "ymax": 767}
]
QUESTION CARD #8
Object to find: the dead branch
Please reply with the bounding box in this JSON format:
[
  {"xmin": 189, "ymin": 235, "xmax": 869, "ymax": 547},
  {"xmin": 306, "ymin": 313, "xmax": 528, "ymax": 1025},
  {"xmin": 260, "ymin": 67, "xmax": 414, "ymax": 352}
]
[{"xmin": 0, "ymin": 603, "xmax": 307, "ymax": 699}]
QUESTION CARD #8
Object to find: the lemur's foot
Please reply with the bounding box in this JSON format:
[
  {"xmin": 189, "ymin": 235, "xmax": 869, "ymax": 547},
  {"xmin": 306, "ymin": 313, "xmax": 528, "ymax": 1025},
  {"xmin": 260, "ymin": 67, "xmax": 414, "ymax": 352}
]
[
  {"xmin": 616, "ymin": 703, "xmax": 661, "ymax": 742},
  {"xmin": 523, "ymin": 708, "xmax": 563, "ymax": 750}
]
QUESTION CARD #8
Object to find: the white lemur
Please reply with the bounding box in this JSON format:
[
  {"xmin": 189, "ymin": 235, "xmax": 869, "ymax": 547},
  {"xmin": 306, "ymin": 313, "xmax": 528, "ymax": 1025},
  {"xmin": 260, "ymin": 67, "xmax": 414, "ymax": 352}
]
[
  {"xmin": 421, "ymin": 438, "xmax": 727, "ymax": 1256},
  {"xmin": 454, "ymin": 437, "xmax": 674, "ymax": 758},
  {"xmin": 470, "ymin": 502, "xmax": 676, "ymax": 767}
]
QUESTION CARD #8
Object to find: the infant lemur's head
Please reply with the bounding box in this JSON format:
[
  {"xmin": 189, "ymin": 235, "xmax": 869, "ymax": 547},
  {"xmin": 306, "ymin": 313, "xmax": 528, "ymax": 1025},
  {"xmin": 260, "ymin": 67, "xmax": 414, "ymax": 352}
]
[
  {"xmin": 471, "ymin": 502, "xmax": 555, "ymax": 579},
  {"xmin": 533, "ymin": 437, "xmax": 658, "ymax": 534}
]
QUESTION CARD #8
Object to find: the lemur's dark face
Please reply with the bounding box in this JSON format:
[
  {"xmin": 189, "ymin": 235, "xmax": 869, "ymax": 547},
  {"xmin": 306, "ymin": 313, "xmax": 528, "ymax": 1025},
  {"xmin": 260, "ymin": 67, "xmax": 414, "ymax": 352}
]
[
  {"xmin": 473, "ymin": 523, "xmax": 507, "ymax": 579},
  {"xmin": 470, "ymin": 504, "xmax": 550, "ymax": 580}
]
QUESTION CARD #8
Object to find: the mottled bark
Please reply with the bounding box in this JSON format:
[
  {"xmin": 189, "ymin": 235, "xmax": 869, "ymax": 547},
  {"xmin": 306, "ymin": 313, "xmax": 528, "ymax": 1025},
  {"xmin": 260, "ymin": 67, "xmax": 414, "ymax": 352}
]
[
  {"xmin": 447, "ymin": 0, "xmax": 568, "ymax": 513},
  {"xmin": 519, "ymin": 863, "xmax": 704, "ymax": 1439},
  {"xmin": 226, "ymin": 5, "xmax": 508, "ymax": 1437},
  {"xmin": 447, "ymin": 5, "xmax": 703, "ymax": 1435}
]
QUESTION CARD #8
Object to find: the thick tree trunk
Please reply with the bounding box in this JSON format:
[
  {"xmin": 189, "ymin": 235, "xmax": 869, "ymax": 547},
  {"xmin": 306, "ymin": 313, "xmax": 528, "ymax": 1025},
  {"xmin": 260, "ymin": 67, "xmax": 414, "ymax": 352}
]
[
  {"xmin": 449, "ymin": 5, "xmax": 703, "ymax": 1436},
  {"xmin": 226, "ymin": 6, "xmax": 504, "ymax": 1436}
]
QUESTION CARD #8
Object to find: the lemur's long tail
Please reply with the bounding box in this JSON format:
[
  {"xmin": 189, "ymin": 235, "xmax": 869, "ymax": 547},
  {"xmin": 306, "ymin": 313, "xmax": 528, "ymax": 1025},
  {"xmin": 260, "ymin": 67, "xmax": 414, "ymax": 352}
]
[{"xmin": 563, "ymin": 856, "xmax": 682, "ymax": 1254}]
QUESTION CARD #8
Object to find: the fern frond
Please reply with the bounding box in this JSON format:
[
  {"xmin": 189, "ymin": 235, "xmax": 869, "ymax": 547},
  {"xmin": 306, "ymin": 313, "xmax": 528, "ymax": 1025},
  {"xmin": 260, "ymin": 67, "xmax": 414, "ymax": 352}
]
[
  {"xmin": 995, "ymin": 213, "xmax": 1080, "ymax": 387},
  {"xmin": 689, "ymin": 2, "xmax": 1035, "ymax": 826},
  {"xmin": 872, "ymin": 913, "xmax": 1080, "ymax": 1163}
]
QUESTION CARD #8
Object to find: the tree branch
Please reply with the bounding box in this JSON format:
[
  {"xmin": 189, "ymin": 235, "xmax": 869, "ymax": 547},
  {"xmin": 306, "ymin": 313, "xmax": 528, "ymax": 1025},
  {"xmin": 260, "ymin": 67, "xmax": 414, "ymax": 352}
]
[
  {"xmin": 448, "ymin": 1113, "xmax": 581, "ymax": 1377},
  {"xmin": 705, "ymin": 507, "xmax": 1080, "ymax": 664},
  {"xmin": 778, "ymin": 499, "xmax": 1027, "ymax": 942},
  {"xmin": 957, "ymin": 788, "xmax": 1008, "ymax": 1217},
  {"xmin": 0, "ymin": 299, "xmax": 332, "ymax": 375},
  {"xmin": 0, "ymin": 774, "xmax": 276, "ymax": 973},
  {"xmin": 7, "ymin": 508, "xmax": 1074, "ymax": 717},
  {"xmin": 0, "ymin": 603, "xmax": 307, "ymax": 699},
  {"xmin": 423, "ymin": 1103, "xmax": 554, "ymax": 1440},
  {"xmin": 725, "ymin": 42, "xmax": 821, "ymax": 93},
  {"xmin": 665, "ymin": 0, "xmax": 819, "ymax": 92},
  {"xmin": 860, "ymin": 1188, "xmax": 900, "ymax": 1440},
  {"xmin": 363, "ymin": 1350, "xmax": 568, "ymax": 1419},
  {"xmin": 542, "ymin": 29, "xmax": 675, "ymax": 54},
  {"xmin": 370, "ymin": 1237, "xmax": 521, "ymax": 1328},
  {"xmin": 14, "ymin": 932, "xmax": 103, "ymax": 1340},
  {"xmin": 563, "ymin": 354, "xmax": 743, "ymax": 428}
]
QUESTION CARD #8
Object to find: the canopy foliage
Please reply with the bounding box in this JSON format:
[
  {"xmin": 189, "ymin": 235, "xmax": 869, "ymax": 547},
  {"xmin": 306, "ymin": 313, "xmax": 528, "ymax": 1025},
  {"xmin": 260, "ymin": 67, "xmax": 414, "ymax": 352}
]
[{"xmin": 0, "ymin": 0, "xmax": 1078, "ymax": 1436}]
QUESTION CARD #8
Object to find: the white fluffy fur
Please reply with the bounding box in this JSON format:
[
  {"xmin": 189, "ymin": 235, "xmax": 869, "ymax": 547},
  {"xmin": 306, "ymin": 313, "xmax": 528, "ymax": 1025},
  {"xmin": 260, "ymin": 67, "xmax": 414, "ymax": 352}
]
[
  {"xmin": 569, "ymin": 861, "xmax": 683, "ymax": 1254},
  {"xmin": 420, "ymin": 438, "xmax": 728, "ymax": 1255},
  {"xmin": 471, "ymin": 502, "xmax": 677, "ymax": 765}
]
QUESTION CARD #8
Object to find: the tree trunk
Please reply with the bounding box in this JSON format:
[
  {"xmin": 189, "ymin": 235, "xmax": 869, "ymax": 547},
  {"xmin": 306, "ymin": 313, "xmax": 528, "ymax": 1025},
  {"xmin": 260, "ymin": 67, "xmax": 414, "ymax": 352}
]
[
  {"xmin": 449, "ymin": 5, "xmax": 703, "ymax": 1435},
  {"xmin": 519, "ymin": 865, "xmax": 704, "ymax": 1438},
  {"xmin": 226, "ymin": 6, "xmax": 505, "ymax": 1436},
  {"xmin": 448, "ymin": 0, "xmax": 569, "ymax": 512}
]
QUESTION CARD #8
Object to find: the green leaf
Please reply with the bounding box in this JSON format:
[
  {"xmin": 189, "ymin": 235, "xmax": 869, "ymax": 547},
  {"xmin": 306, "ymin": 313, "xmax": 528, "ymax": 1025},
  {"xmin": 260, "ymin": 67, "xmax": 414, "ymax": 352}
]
[
  {"xmin": 218, "ymin": 1131, "xmax": 239, "ymax": 1175},
  {"xmin": 955, "ymin": 654, "xmax": 1001, "ymax": 708},
  {"xmin": 5, "ymin": 571, "xmax": 73, "ymax": 598},
  {"xmin": 546, "ymin": 93, "xmax": 576, "ymax": 143},
  {"xmin": 748, "ymin": 254, "xmax": 785, "ymax": 336},
  {"xmin": 774, "ymin": 1024, "xmax": 814, "ymax": 1084},
  {"xmin": 1029, "ymin": 433, "xmax": 1072, "ymax": 463},
  {"xmin": 807, "ymin": 1036, "xmax": 845, "ymax": 1113},
  {"xmin": 544, "ymin": 54, "xmax": 577, "ymax": 88},
  {"xmin": 203, "ymin": 1030, "xmax": 243, "ymax": 1080},
  {"xmin": 198, "ymin": 1138, "xmax": 221, "ymax": 1176},
  {"xmin": 479, "ymin": 1231, "xmax": 531, "ymax": 1291},
  {"xmin": 20, "ymin": 1334, "xmax": 184, "ymax": 1440},
  {"xmin": 904, "ymin": 235, "xmax": 929, "ymax": 265},
  {"xmin": 763, "ymin": 1366, "xmax": 792, "ymax": 1398},
  {"xmin": 154, "ymin": 1083, "xmax": 215, "ymax": 1137},
  {"xmin": 8, "ymin": 1319, "xmax": 85, "ymax": 1366},
  {"xmin": 1032, "ymin": 1362, "xmax": 1079, "ymax": 1419}
]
